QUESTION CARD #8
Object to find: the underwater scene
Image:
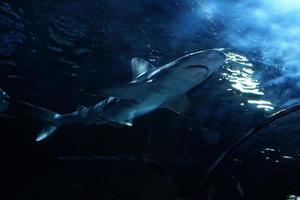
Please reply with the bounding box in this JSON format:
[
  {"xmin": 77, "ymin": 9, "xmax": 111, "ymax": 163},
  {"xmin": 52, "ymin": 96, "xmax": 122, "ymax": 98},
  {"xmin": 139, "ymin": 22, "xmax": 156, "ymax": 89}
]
[{"xmin": 1, "ymin": 0, "xmax": 300, "ymax": 199}]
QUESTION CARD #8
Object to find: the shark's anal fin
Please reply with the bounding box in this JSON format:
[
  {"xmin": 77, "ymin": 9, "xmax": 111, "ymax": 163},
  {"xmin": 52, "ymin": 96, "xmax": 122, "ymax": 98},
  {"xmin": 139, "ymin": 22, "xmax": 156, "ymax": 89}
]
[
  {"xmin": 160, "ymin": 95, "xmax": 193, "ymax": 117},
  {"xmin": 131, "ymin": 58, "xmax": 156, "ymax": 79}
]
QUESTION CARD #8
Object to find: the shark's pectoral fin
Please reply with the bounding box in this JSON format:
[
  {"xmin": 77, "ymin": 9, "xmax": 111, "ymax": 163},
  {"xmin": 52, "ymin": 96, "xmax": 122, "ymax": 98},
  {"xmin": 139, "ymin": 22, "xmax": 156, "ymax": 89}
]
[
  {"xmin": 80, "ymin": 82, "xmax": 152, "ymax": 100},
  {"xmin": 131, "ymin": 58, "xmax": 156, "ymax": 79},
  {"xmin": 160, "ymin": 95, "xmax": 193, "ymax": 117}
]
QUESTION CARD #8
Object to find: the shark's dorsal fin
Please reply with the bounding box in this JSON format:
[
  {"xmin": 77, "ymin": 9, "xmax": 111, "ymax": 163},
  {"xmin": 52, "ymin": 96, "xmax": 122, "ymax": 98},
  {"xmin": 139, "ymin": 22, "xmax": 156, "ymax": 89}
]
[{"xmin": 131, "ymin": 58, "xmax": 156, "ymax": 79}]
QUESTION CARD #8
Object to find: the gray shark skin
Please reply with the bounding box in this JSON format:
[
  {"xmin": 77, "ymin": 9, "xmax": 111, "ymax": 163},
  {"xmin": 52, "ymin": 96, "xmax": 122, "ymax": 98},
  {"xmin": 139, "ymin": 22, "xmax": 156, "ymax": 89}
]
[{"xmin": 0, "ymin": 49, "xmax": 226, "ymax": 142}]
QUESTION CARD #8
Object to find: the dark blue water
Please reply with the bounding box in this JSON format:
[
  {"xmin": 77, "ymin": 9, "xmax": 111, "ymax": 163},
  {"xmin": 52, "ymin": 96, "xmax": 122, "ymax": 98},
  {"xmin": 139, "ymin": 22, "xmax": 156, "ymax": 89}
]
[{"xmin": 1, "ymin": 0, "xmax": 300, "ymax": 199}]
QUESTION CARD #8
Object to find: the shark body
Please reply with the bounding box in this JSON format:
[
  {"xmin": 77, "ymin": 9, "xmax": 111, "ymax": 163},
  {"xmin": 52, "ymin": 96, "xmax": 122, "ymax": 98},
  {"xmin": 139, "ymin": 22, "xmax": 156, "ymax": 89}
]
[{"xmin": 0, "ymin": 49, "xmax": 226, "ymax": 141}]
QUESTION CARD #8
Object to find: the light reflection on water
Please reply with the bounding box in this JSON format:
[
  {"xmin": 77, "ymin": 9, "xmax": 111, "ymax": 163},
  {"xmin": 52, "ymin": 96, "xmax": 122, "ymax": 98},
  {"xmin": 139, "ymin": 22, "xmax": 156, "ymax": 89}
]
[
  {"xmin": 259, "ymin": 147, "xmax": 297, "ymax": 163},
  {"xmin": 233, "ymin": 146, "xmax": 297, "ymax": 164},
  {"xmin": 222, "ymin": 51, "xmax": 274, "ymax": 111}
]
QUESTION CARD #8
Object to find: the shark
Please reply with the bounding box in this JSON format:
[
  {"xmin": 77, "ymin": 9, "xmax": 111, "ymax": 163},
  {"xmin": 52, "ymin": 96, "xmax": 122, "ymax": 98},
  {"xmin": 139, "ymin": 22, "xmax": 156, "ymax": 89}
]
[{"xmin": 0, "ymin": 49, "xmax": 226, "ymax": 142}]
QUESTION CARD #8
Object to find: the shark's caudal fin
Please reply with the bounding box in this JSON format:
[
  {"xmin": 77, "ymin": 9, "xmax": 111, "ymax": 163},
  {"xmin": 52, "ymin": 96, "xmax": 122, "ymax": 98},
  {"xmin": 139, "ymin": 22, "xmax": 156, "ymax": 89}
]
[
  {"xmin": 0, "ymin": 88, "xmax": 61, "ymax": 142},
  {"xmin": 14, "ymin": 100, "xmax": 62, "ymax": 142}
]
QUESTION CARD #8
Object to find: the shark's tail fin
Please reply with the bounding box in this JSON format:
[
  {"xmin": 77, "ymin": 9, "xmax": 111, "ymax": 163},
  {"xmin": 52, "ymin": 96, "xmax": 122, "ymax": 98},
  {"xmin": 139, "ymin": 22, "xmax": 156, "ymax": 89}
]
[
  {"xmin": 0, "ymin": 88, "xmax": 62, "ymax": 142},
  {"xmin": 14, "ymin": 100, "xmax": 62, "ymax": 142}
]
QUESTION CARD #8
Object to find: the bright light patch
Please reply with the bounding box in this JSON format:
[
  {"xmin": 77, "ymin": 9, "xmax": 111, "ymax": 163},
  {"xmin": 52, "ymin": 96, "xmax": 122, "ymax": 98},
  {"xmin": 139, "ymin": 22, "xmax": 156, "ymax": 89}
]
[
  {"xmin": 196, "ymin": 0, "xmax": 300, "ymax": 90},
  {"xmin": 36, "ymin": 133, "xmax": 48, "ymax": 142},
  {"xmin": 223, "ymin": 52, "xmax": 264, "ymax": 95},
  {"xmin": 222, "ymin": 52, "xmax": 274, "ymax": 111},
  {"xmin": 247, "ymin": 100, "xmax": 273, "ymax": 105},
  {"xmin": 248, "ymin": 100, "xmax": 274, "ymax": 111}
]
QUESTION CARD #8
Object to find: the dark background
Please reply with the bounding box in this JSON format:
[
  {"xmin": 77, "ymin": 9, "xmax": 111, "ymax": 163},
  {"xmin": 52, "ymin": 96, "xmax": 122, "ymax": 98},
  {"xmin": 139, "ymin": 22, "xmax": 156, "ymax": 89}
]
[{"xmin": 1, "ymin": 1, "xmax": 300, "ymax": 199}]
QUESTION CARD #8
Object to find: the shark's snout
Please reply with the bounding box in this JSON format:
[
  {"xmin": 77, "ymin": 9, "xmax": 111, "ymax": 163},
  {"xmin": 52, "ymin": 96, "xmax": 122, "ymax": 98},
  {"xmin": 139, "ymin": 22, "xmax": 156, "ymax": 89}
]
[
  {"xmin": 200, "ymin": 50, "xmax": 226, "ymax": 72},
  {"xmin": 205, "ymin": 49, "xmax": 226, "ymax": 62}
]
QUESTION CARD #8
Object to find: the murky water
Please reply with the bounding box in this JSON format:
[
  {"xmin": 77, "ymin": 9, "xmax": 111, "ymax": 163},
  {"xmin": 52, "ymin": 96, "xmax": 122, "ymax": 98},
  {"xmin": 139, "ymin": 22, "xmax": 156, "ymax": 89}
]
[{"xmin": 1, "ymin": 1, "xmax": 300, "ymax": 199}]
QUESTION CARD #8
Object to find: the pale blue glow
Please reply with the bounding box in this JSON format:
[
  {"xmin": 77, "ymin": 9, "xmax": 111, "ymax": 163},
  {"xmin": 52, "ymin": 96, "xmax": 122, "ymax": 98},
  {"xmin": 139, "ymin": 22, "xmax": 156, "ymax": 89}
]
[
  {"xmin": 196, "ymin": 0, "xmax": 300, "ymax": 88},
  {"xmin": 264, "ymin": 0, "xmax": 300, "ymax": 12},
  {"xmin": 54, "ymin": 114, "xmax": 60, "ymax": 119},
  {"xmin": 36, "ymin": 126, "xmax": 57, "ymax": 142},
  {"xmin": 36, "ymin": 133, "xmax": 48, "ymax": 142}
]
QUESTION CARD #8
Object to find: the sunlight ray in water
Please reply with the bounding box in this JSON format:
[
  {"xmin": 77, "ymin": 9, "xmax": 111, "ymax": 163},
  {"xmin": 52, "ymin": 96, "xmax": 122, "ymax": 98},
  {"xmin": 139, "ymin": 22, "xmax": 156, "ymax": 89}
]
[{"xmin": 223, "ymin": 52, "xmax": 274, "ymax": 111}]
